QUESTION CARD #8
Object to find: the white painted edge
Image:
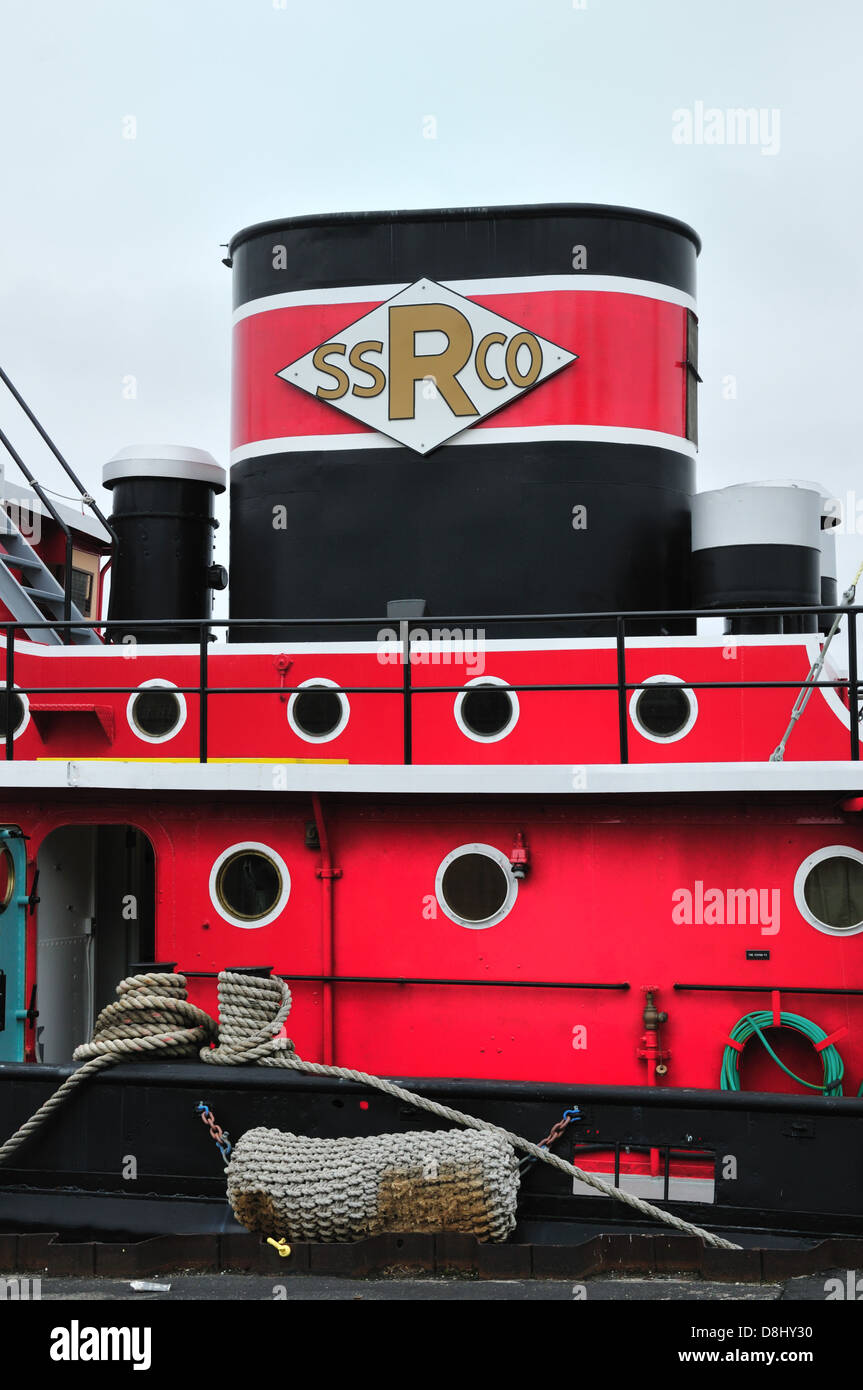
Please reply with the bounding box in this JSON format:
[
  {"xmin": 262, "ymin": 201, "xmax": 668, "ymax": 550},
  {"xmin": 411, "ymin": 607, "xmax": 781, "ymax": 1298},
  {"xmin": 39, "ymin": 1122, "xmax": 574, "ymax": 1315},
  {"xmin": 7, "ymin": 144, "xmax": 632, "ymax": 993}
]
[
  {"xmin": 434, "ymin": 842, "xmax": 518, "ymax": 929},
  {"xmin": 629, "ymin": 674, "xmax": 698, "ymax": 745},
  {"xmin": 231, "ymin": 273, "xmax": 697, "ymax": 324},
  {"xmin": 126, "ymin": 678, "xmax": 188, "ymax": 744},
  {"xmin": 0, "ymin": 630, "xmax": 842, "ymax": 659},
  {"xmin": 793, "ymin": 844, "xmax": 863, "ymax": 937},
  {"xmin": 454, "ymin": 675, "xmax": 520, "ymax": 744},
  {"xmin": 286, "ymin": 676, "xmax": 350, "ymax": 743},
  {"xmin": 230, "ymin": 425, "xmax": 697, "ymax": 464},
  {"xmin": 208, "ymin": 839, "xmax": 291, "ymax": 929},
  {"xmin": 2, "ymin": 760, "xmax": 862, "ymax": 795},
  {"xmin": 0, "ymin": 484, "xmax": 111, "ymax": 546},
  {"xmin": 805, "ymin": 635, "xmax": 852, "ymax": 731},
  {"xmin": 103, "ymin": 455, "xmax": 226, "ymax": 492},
  {"xmin": 2, "ymin": 685, "xmax": 30, "ymax": 740}
]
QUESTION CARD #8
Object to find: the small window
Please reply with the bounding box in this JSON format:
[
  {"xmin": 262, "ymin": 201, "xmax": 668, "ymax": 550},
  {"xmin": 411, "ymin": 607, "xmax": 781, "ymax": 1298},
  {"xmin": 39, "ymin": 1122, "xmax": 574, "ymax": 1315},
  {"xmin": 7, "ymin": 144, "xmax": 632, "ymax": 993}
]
[
  {"xmin": 70, "ymin": 567, "xmax": 94, "ymax": 616},
  {"xmin": 209, "ymin": 841, "xmax": 291, "ymax": 929},
  {"xmin": 435, "ymin": 843, "xmax": 518, "ymax": 930},
  {"xmin": 0, "ymin": 845, "xmax": 14, "ymax": 912},
  {"xmin": 0, "ymin": 689, "xmax": 28, "ymax": 740},
  {"xmin": 795, "ymin": 847, "xmax": 863, "ymax": 936},
  {"xmin": 288, "ymin": 678, "xmax": 349, "ymax": 743},
  {"xmin": 455, "ymin": 676, "xmax": 519, "ymax": 743},
  {"xmin": 127, "ymin": 680, "xmax": 186, "ymax": 743},
  {"xmin": 217, "ymin": 851, "xmax": 281, "ymax": 921},
  {"xmin": 630, "ymin": 675, "xmax": 697, "ymax": 743}
]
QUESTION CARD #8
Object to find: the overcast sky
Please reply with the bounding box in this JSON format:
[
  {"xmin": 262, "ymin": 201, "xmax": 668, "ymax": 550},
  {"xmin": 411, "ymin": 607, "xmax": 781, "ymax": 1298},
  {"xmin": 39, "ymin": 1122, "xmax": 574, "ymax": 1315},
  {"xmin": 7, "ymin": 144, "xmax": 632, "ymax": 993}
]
[{"xmin": 0, "ymin": 0, "xmax": 860, "ymax": 585}]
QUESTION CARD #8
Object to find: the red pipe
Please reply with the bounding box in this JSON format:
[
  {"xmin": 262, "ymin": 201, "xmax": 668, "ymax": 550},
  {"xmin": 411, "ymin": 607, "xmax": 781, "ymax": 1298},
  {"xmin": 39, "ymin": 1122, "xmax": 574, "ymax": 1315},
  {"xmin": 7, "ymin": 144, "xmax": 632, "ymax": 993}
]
[{"xmin": 311, "ymin": 792, "xmax": 338, "ymax": 1064}]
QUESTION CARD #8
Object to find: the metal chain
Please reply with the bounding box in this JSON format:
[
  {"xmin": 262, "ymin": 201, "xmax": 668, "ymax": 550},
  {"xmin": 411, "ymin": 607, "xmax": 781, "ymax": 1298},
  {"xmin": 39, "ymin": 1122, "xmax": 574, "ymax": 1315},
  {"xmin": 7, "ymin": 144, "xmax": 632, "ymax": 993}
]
[
  {"xmin": 197, "ymin": 1101, "xmax": 232, "ymax": 1165},
  {"xmin": 519, "ymin": 1106, "xmax": 581, "ymax": 1174}
]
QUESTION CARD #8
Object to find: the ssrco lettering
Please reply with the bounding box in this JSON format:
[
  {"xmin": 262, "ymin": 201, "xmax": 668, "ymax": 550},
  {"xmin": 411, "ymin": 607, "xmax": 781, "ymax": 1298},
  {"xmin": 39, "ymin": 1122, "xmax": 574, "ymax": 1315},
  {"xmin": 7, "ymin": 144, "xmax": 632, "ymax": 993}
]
[{"xmin": 312, "ymin": 303, "xmax": 543, "ymax": 420}]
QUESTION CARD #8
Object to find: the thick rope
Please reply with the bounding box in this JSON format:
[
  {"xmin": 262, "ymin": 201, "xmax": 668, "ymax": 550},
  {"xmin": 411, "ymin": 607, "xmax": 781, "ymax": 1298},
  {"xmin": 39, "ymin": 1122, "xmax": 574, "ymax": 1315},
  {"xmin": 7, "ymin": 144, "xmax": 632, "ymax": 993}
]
[
  {"xmin": 201, "ymin": 971, "xmax": 741, "ymax": 1251},
  {"xmin": 0, "ymin": 973, "xmax": 215, "ymax": 1165},
  {"xmin": 0, "ymin": 967, "xmax": 741, "ymax": 1250}
]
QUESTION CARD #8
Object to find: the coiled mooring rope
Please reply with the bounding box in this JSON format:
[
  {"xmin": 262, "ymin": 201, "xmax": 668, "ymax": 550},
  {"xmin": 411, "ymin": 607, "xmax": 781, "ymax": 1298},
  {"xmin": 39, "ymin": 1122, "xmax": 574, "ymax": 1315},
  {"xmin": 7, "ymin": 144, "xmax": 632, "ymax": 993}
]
[
  {"xmin": 0, "ymin": 973, "xmax": 215, "ymax": 1165},
  {"xmin": 200, "ymin": 971, "xmax": 741, "ymax": 1250},
  {"xmin": 0, "ymin": 968, "xmax": 740, "ymax": 1250}
]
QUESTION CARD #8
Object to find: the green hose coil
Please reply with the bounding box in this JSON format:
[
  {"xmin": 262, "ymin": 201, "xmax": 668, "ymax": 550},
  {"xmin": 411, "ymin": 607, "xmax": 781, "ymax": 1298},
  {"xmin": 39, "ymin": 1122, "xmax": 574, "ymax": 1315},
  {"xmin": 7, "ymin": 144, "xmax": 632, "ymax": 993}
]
[{"xmin": 720, "ymin": 1010, "xmax": 844, "ymax": 1096}]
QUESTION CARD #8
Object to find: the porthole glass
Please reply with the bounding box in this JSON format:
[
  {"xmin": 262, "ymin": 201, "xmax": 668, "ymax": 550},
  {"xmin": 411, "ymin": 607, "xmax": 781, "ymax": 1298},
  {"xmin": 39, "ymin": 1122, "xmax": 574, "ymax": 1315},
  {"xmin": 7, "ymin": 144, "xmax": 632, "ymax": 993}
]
[
  {"xmin": 795, "ymin": 847, "xmax": 863, "ymax": 936},
  {"xmin": 0, "ymin": 691, "xmax": 26, "ymax": 738},
  {"xmin": 288, "ymin": 678, "xmax": 349, "ymax": 743},
  {"xmin": 132, "ymin": 689, "xmax": 182, "ymax": 738},
  {"xmin": 216, "ymin": 850, "xmax": 282, "ymax": 922},
  {"xmin": 0, "ymin": 846, "xmax": 14, "ymax": 912},
  {"xmin": 209, "ymin": 841, "xmax": 291, "ymax": 929},
  {"xmin": 127, "ymin": 680, "xmax": 186, "ymax": 743},
  {"xmin": 435, "ymin": 843, "xmax": 518, "ymax": 930},
  {"xmin": 455, "ymin": 677, "xmax": 519, "ymax": 743},
  {"xmin": 630, "ymin": 676, "xmax": 697, "ymax": 743}
]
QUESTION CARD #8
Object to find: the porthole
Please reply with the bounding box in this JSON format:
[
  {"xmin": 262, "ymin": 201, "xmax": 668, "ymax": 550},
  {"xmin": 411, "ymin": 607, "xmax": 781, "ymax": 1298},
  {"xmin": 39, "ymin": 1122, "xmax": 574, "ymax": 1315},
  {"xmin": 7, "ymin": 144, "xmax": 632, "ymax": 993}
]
[
  {"xmin": 209, "ymin": 841, "xmax": 291, "ymax": 929},
  {"xmin": 435, "ymin": 843, "xmax": 518, "ymax": 930},
  {"xmin": 0, "ymin": 845, "xmax": 14, "ymax": 912},
  {"xmin": 794, "ymin": 846, "xmax": 863, "ymax": 937},
  {"xmin": 287, "ymin": 677, "xmax": 349, "ymax": 743},
  {"xmin": 630, "ymin": 675, "xmax": 697, "ymax": 743},
  {"xmin": 127, "ymin": 679, "xmax": 186, "ymax": 743},
  {"xmin": 454, "ymin": 676, "xmax": 520, "ymax": 743},
  {"xmin": 0, "ymin": 686, "xmax": 29, "ymax": 741}
]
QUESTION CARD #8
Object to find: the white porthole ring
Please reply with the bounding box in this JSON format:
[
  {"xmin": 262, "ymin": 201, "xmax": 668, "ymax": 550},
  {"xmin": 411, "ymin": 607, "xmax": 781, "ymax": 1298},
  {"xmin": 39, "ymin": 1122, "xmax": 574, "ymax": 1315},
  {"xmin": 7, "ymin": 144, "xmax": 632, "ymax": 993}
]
[
  {"xmin": 287, "ymin": 676, "xmax": 350, "ymax": 744},
  {"xmin": 208, "ymin": 840, "xmax": 291, "ymax": 929},
  {"xmin": 127, "ymin": 678, "xmax": 187, "ymax": 744},
  {"xmin": 1, "ymin": 684, "xmax": 30, "ymax": 741},
  {"xmin": 629, "ymin": 673, "xmax": 698, "ymax": 744},
  {"xmin": 434, "ymin": 842, "xmax": 518, "ymax": 930},
  {"xmin": 454, "ymin": 675, "xmax": 520, "ymax": 743},
  {"xmin": 794, "ymin": 845, "xmax": 863, "ymax": 937}
]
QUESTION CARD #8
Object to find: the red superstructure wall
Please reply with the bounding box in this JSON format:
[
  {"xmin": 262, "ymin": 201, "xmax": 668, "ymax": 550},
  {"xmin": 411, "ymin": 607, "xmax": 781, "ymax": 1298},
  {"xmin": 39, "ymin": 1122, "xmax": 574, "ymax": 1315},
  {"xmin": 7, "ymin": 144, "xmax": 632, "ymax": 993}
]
[
  {"xmin": 1, "ymin": 636, "xmax": 854, "ymax": 764},
  {"xmin": 11, "ymin": 795, "xmax": 863, "ymax": 1095}
]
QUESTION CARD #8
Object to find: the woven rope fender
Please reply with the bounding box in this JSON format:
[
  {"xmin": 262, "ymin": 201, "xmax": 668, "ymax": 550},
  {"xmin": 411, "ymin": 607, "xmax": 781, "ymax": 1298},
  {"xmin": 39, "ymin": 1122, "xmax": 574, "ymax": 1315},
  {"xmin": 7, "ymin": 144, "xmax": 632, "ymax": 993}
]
[{"xmin": 226, "ymin": 1127, "xmax": 520, "ymax": 1243}]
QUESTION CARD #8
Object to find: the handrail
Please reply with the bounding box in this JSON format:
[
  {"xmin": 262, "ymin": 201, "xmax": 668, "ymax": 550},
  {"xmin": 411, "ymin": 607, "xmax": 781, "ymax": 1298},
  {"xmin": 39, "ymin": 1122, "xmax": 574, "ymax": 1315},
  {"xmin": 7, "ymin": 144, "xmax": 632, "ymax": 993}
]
[
  {"xmin": 0, "ymin": 603, "xmax": 859, "ymax": 765},
  {"xmin": 0, "ymin": 424, "xmax": 77, "ymax": 628},
  {"xmin": 0, "ymin": 366, "xmax": 117, "ymax": 545},
  {"xmin": 0, "ymin": 365, "xmax": 116, "ymax": 638}
]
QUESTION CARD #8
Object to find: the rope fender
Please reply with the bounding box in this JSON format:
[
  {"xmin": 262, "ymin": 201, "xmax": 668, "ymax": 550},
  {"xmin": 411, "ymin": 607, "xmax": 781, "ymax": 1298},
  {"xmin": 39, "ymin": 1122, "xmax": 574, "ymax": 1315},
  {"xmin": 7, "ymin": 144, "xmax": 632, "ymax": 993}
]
[{"xmin": 202, "ymin": 971, "xmax": 740, "ymax": 1250}]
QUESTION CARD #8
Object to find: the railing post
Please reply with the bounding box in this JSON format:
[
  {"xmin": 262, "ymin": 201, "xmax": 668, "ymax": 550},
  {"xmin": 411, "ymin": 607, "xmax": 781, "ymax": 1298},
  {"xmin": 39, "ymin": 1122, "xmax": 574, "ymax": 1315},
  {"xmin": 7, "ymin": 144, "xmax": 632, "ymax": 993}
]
[
  {"xmin": 199, "ymin": 624, "xmax": 208, "ymax": 764},
  {"xmin": 616, "ymin": 616, "xmax": 628, "ymax": 764},
  {"xmin": 5, "ymin": 625, "xmax": 14, "ymax": 762},
  {"xmin": 849, "ymin": 607, "xmax": 860, "ymax": 762},
  {"xmin": 63, "ymin": 533, "xmax": 73, "ymax": 630},
  {"xmin": 401, "ymin": 618, "xmax": 412, "ymax": 765}
]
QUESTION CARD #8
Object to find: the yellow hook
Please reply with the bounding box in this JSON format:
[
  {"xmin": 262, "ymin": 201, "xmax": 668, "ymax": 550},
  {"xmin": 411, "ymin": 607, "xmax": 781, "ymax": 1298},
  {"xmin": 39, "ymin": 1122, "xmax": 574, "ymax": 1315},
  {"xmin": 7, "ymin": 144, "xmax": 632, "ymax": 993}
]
[{"xmin": 266, "ymin": 1237, "xmax": 292, "ymax": 1258}]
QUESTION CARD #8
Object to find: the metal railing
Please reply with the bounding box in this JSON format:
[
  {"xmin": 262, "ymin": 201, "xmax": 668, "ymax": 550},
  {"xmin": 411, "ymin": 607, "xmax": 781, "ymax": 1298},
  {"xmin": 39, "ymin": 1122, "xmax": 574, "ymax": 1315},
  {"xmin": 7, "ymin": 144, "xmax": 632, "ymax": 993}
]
[
  {"xmin": 0, "ymin": 366, "xmax": 116, "ymax": 631},
  {"xmin": 0, "ymin": 601, "xmax": 860, "ymax": 764}
]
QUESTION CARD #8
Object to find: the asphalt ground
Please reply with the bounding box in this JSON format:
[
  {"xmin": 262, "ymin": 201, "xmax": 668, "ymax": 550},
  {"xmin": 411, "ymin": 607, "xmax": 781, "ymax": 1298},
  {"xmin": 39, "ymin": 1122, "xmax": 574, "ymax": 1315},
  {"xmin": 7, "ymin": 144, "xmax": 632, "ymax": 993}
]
[{"xmin": 4, "ymin": 1271, "xmax": 848, "ymax": 1299}]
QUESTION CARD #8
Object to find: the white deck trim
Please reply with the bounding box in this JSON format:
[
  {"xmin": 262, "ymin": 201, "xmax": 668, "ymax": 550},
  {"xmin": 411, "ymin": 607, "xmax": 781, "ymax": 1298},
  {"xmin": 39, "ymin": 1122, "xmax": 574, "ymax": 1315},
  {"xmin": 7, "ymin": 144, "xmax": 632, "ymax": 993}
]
[
  {"xmin": 231, "ymin": 274, "xmax": 698, "ymax": 324},
  {"xmin": 0, "ymin": 761, "xmax": 859, "ymax": 796}
]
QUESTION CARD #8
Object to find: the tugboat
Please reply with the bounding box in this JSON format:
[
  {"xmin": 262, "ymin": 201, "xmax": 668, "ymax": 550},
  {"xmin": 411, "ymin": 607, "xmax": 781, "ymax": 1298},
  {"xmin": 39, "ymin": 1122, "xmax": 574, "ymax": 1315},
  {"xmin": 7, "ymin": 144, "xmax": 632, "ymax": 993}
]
[{"xmin": 0, "ymin": 203, "xmax": 862, "ymax": 1269}]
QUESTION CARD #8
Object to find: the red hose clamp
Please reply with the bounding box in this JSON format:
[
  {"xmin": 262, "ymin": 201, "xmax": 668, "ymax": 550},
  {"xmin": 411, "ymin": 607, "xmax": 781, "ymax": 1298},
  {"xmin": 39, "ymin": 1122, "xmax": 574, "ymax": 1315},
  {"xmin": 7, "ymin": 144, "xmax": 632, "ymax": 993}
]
[{"xmin": 814, "ymin": 1026, "xmax": 848, "ymax": 1052}]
